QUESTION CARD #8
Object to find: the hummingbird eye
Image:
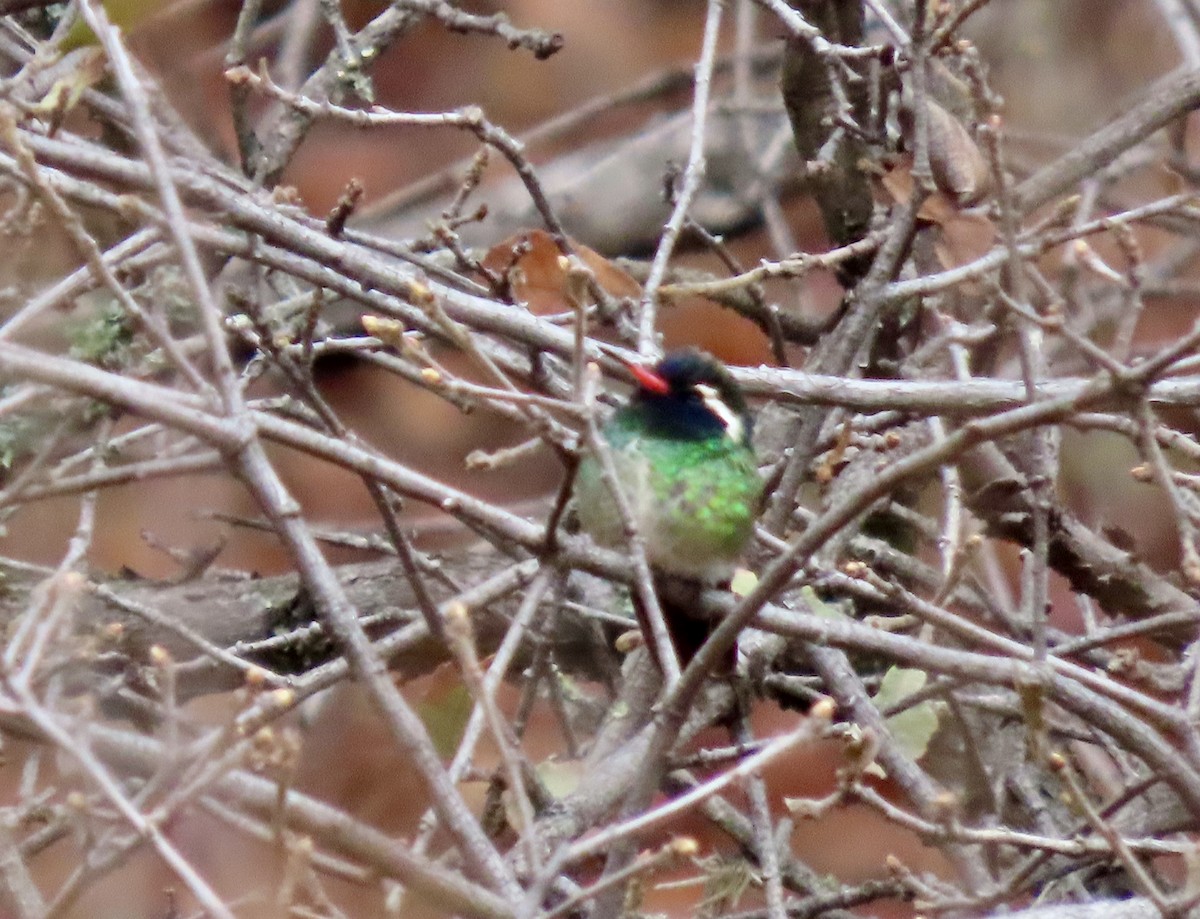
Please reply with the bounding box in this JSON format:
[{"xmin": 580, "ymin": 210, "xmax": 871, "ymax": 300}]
[{"xmin": 693, "ymin": 383, "xmax": 745, "ymax": 444}]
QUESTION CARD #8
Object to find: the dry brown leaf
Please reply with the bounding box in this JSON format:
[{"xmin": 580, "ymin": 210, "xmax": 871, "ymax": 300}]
[
  {"xmin": 879, "ymin": 156, "xmax": 996, "ymax": 270},
  {"xmin": 898, "ymin": 97, "xmax": 992, "ymax": 206},
  {"xmin": 480, "ymin": 229, "xmax": 641, "ymax": 314},
  {"xmin": 934, "ymin": 210, "xmax": 997, "ymax": 271}
]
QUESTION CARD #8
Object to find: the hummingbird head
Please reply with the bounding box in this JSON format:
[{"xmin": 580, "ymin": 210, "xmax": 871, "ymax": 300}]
[{"xmin": 623, "ymin": 348, "xmax": 753, "ymax": 447}]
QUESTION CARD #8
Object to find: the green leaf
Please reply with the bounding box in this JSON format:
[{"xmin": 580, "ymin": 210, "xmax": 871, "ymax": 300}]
[
  {"xmin": 68, "ymin": 302, "xmax": 136, "ymax": 369},
  {"xmin": 415, "ymin": 683, "xmax": 472, "ymax": 759},
  {"xmin": 62, "ymin": 0, "xmax": 164, "ymax": 49},
  {"xmin": 0, "ymin": 416, "xmax": 36, "ymax": 470},
  {"xmin": 871, "ymin": 666, "xmax": 943, "ymax": 767},
  {"xmin": 873, "ymin": 665, "xmax": 927, "ymax": 708},
  {"xmin": 537, "ymin": 759, "xmax": 582, "ymax": 799},
  {"xmin": 29, "ymin": 48, "xmax": 107, "ymax": 117},
  {"xmin": 887, "ymin": 700, "xmax": 942, "ymax": 764},
  {"xmin": 799, "ymin": 585, "xmax": 847, "ymax": 620},
  {"xmin": 730, "ymin": 568, "xmax": 757, "ymax": 598}
]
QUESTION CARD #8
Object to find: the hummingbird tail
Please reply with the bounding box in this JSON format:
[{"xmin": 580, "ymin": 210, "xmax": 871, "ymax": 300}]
[{"xmin": 633, "ymin": 575, "xmax": 735, "ymax": 674}]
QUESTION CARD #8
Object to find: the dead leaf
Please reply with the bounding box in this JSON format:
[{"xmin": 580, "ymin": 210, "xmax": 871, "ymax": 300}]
[
  {"xmin": 934, "ymin": 209, "xmax": 997, "ymax": 270},
  {"xmin": 879, "ymin": 156, "xmax": 996, "ymax": 270},
  {"xmin": 899, "ymin": 96, "xmax": 992, "ymax": 206},
  {"xmin": 480, "ymin": 229, "xmax": 641, "ymax": 314}
]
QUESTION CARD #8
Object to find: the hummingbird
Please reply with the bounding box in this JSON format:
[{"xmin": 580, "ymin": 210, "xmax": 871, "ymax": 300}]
[{"xmin": 574, "ymin": 348, "xmax": 763, "ymax": 664}]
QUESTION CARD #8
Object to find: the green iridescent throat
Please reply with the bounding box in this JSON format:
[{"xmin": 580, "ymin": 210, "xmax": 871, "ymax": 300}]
[{"xmin": 575, "ymin": 395, "xmax": 762, "ymax": 581}]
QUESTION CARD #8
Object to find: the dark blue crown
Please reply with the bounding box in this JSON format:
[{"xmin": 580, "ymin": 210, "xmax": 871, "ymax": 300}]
[{"xmin": 630, "ymin": 348, "xmax": 753, "ymax": 443}]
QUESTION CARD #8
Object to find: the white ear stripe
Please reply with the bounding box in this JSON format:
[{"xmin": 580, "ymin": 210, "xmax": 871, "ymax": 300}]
[{"xmin": 694, "ymin": 383, "xmax": 744, "ymax": 444}]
